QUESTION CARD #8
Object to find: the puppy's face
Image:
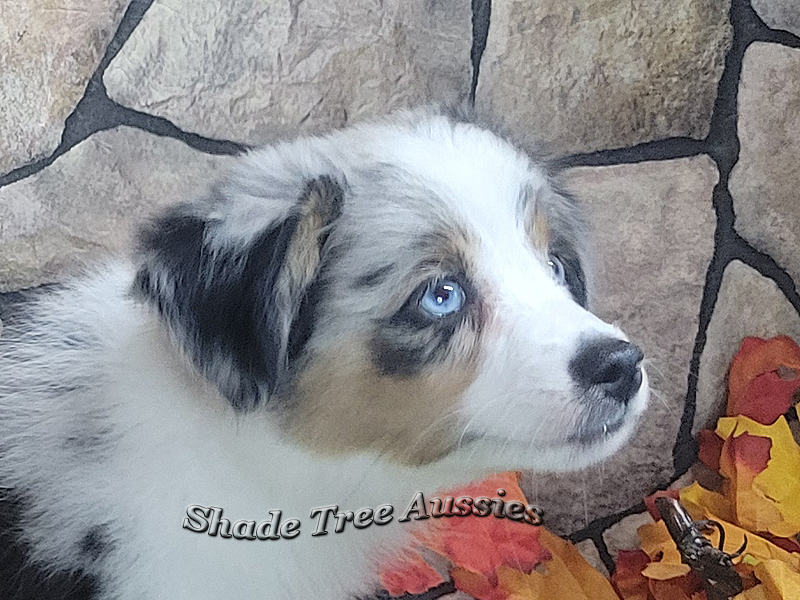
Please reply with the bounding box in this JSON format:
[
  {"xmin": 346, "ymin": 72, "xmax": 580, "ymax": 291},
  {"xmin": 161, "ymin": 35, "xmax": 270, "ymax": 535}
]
[{"xmin": 135, "ymin": 111, "xmax": 648, "ymax": 473}]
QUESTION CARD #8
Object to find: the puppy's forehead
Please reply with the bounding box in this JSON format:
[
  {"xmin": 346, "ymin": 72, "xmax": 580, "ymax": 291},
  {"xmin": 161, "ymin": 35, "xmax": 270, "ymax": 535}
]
[
  {"xmin": 353, "ymin": 120, "xmax": 547, "ymax": 222},
  {"xmin": 339, "ymin": 122, "xmax": 551, "ymax": 255}
]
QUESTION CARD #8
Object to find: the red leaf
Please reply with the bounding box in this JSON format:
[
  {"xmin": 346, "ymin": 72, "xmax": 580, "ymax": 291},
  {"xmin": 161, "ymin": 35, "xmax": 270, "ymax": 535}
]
[
  {"xmin": 723, "ymin": 432, "xmax": 772, "ymax": 477},
  {"xmin": 611, "ymin": 550, "xmax": 651, "ymax": 600},
  {"xmin": 697, "ymin": 429, "xmax": 724, "ymax": 471},
  {"xmin": 762, "ymin": 532, "xmax": 800, "ymax": 554},
  {"xmin": 419, "ymin": 474, "xmax": 551, "ymax": 577},
  {"xmin": 382, "ymin": 473, "xmax": 551, "ymax": 596},
  {"xmin": 728, "ymin": 336, "xmax": 800, "ymax": 418},
  {"xmin": 738, "ymin": 371, "xmax": 800, "ymax": 425}
]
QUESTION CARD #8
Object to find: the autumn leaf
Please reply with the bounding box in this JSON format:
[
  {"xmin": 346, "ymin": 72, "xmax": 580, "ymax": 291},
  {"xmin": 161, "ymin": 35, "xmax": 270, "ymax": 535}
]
[
  {"xmin": 493, "ymin": 530, "xmax": 620, "ymax": 600},
  {"xmin": 716, "ymin": 415, "xmax": 800, "ymax": 537},
  {"xmin": 697, "ymin": 429, "xmax": 725, "ymax": 471},
  {"xmin": 637, "ymin": 519, "xmax": 691, "ymax": 580},
  {"xmin": 647, "ymin": 575, "xmax": 704, "ymax": 600},
  {"xmin": 727, "ymin": 336, "xmax": 800, "ymax": 423},
  {"xmin": 681, "ymin": 481, "xmax": 734, "ymax": 524},
  {"xmin": 381, "ymin": 472, "xmax": 551, "ymax": 598},
  {"xmin": 739, "ymin": 372, "xmax": 800, "ymax": 425},
  {"xmin": 416, "ymin": 473, "xmax": 551, "ymax": 579},
  {"xmin": 751, "ymin": 559, "xmax": 800, "ymax": 599},
  {"xmin": 450, "ymin": 567, "xmax": 507, "ymax": 600},
  {"xmin": 611, "ymin": 550, "xmax": 651, "ymax": 600}
]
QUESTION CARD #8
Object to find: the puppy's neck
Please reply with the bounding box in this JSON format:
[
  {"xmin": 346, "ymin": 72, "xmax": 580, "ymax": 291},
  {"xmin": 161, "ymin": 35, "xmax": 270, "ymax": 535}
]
[{"xmin": 128, "ymin": 314, "xmax": 484, "ymax": 519}]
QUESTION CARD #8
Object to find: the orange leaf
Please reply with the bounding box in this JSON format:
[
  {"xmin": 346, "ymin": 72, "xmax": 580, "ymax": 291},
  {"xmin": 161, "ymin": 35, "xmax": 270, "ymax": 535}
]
[
  {"xmin": 493, "ymin": 530, "xmax": 620, "ymax": 600},
  {"xmin": 734, "ymin": 584, "xmax": 770, "ymax": 600},
  {"xmin": 641, "ymin": 561, "xmax": 692, "ymax": 580},
  {"xmin": 728, "ymin": 337, "xmax": 800, "ymax": 420},
  {"xmin": 751, "ymin": 559, "xmax": 800, "ymax": 599},
  {"xmin": 382, "ymin": 473, "xmax": 551, "ymax": 597},
  {"xmin": 451, "ymin": 567, "xmax": 507, "ymax": 600},
  {"xmin": 638, "ymin": 519, "xmax": 686, "ymax": 568}
]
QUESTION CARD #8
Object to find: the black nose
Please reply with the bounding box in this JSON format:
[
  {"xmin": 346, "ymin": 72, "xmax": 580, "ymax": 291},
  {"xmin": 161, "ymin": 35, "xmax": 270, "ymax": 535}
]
[{"xmin": 570, "ymin": 338, "xmax": 644, "ymax": 404}]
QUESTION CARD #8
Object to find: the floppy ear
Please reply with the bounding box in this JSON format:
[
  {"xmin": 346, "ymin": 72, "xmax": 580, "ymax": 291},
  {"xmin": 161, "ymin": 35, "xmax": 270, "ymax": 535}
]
[{"xmin": 133, "ymin": 176, "xmax": 344, "ymax": 410}]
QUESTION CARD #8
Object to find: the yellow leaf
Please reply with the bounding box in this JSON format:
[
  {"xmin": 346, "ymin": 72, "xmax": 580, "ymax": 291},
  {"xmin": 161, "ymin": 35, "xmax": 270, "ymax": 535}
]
[
  {"xmin": 638, "ymin": 520, "xmax": 685, "ymax": 567},
  {"xmin": 681, "ymin": 482, "xmax": 735, "ymax": 523},
  {"xmin": 753, "ymin": 559, "xmax": 800, "ymax": 600},
  {"xmin": 641, "ymin": 561, "xmax": 691, "ymax": 580},
  {"xmin": 715, "ymin": 416, "xmax": 800, "ymax": 536},
  {"xmin": 734, "ymin": 584, "xmax": 770, "ymax": 600},
  {"xmin": 495, "ymin": 530, "xmax": 620, "ymax": 600}
]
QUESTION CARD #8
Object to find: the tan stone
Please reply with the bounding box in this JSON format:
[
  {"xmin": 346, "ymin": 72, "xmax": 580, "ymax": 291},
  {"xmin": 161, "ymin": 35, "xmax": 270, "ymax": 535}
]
[
  {"xmin": 602, "ymin": 512, "xmax": 654, "ymax": 559},
  {"xmin": 104, "ymin": 0, "xmax": 471, "ymax": 145},
  {"xmin": 732, "ymin": 43, "xmax": 800, "ymax": 286},
  {"xmin": 0, "ymin": 0, "xmax": 130, "ymax": 174},
  {"xmin": 575, "ymin": 539, "xmax": 609, "ymax": 577},
  {"xmin": 524, "ymin": 157, "xmax": 718, "ymax": 534},
  {"xmin": 0, "ymin": 127, "xmax": 235, "ymax": 292},
  {"xmin": 475, "ymin": 0, "xmax": 732, "ymax": 156},
  {"xmin": 752, "ymin": 0, "xmax": 800, "ymax": 37},
  {"xmin": 695, "ymin": 261, "xmax": 800, "ymax": 433}
]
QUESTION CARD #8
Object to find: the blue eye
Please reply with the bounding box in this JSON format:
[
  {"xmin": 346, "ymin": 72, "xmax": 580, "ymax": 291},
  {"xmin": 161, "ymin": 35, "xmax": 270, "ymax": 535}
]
[
  {"xmin": 548, "ymin": 254, "xmax": 566, "ymax": 283},
  {"xmin": 419, "ymin": 279, "xmax": 465, "ymax": 318}
]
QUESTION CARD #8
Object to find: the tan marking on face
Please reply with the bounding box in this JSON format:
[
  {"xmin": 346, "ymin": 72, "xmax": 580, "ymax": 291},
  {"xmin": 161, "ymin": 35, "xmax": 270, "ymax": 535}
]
[
  {"xmin": 278, "ymin": 179, "xmax": 339, "ymax": 296},
  {"xmin": 286, "ymin": 335, "xmax": 479, "ymax": 465},
  {"xmin": 525, "ymin": 202, "xmax": 550, "ymax": 255}
]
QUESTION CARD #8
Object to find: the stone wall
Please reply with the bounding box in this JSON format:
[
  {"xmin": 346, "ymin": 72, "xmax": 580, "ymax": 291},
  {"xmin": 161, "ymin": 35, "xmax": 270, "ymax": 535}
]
[{"xmin": 1, "ymin": 0, "xmax": 799, "ymax": 580}]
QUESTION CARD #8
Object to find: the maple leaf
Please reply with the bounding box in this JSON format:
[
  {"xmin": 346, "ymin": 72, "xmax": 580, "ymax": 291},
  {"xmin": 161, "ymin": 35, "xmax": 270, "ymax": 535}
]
[
  {"xmin": 380, "ymin": 473, "xmax": 551, "ymax": 598},
  {"xmin": 493, "ymin": 530, "xmax": 620, "ymax": 600},
  {"xmin": 716, "ymin": 415, "xmax": 800, "ymax": 537},
  {"xmin": 727, "ymin": 336, "xmax": 800, "ymax": 423}
]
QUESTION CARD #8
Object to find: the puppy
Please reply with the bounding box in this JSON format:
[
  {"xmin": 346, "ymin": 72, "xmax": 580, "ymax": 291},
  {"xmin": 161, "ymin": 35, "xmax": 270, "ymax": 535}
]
[{"xmin": 0, "ymin": 108, "xmax": 648, "ymax": 599}]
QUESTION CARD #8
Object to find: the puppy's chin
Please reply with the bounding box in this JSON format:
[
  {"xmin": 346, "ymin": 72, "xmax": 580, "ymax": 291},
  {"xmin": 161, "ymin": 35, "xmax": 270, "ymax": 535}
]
[
  {"xmin": 448, "ymin": 374, "xmax": 649, "ymax": 475},
  {"xmin": 531, "ymin": 376, "xmax": 650, "ymax": 472}
]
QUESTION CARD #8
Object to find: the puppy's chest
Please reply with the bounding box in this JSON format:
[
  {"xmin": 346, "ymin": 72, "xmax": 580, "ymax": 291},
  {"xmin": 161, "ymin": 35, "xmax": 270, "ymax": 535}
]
[{"xmin": 96, "ymin": 425, "xmax": 409, "ymax": 600}]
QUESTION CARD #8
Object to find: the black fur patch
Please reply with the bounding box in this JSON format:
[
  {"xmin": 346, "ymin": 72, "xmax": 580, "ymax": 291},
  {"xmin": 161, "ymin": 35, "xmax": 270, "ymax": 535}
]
[
  {"xmin": 544, "ymin": 185, "xmax": 589, "ymax": 308},
  {"xmin": 80, "ymin": 525, "xmax": 110, "ymax": 562},
  {"xmin": 134, "ymin": 177, "xmax": 343, "ymax": 410},
  {"xmin": 134, "ymin": 207, "xmax": 300, "ymax": 410},
  {"xmin": 550, "ymin": 242, "xmax": 588, "ymax": 308},
  {"xmin": 286, "ymin": 275, "xmax": 328, "ymax": 366},
  {"xmin": 353, "ymin": 264, "xmax": 395, "ymax": 289},
  {"xmin": 0, "ymin": 490, "xmax": 98, "ymax": 600}
]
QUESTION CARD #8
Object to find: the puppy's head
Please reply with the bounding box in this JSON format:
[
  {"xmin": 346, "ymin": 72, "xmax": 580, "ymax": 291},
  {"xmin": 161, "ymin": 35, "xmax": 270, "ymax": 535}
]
[{"xmin": 134, "ymin": 110, "xmax": 648, "ymax": 473}]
